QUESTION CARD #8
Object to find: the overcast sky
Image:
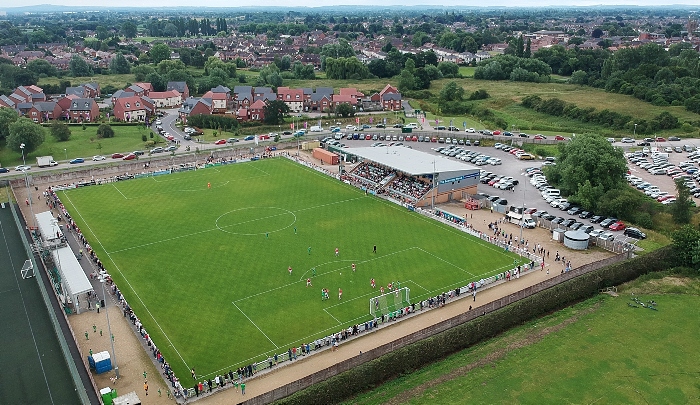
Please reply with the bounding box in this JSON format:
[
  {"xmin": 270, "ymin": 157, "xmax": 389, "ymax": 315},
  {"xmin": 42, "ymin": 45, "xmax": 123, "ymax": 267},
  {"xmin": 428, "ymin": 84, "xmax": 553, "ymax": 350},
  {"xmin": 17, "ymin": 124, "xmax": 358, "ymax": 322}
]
[{"xmin": 6, "ymin": 1, "xmax": 700, "ymax": 8}]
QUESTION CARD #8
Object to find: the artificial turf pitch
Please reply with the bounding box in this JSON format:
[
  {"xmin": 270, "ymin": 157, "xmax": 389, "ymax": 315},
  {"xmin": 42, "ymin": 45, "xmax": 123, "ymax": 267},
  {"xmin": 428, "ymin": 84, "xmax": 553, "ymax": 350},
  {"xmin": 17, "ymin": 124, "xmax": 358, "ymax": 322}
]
[{"xmin": 58, "ymin": 157, "xmax": 521, "ymax": 384}]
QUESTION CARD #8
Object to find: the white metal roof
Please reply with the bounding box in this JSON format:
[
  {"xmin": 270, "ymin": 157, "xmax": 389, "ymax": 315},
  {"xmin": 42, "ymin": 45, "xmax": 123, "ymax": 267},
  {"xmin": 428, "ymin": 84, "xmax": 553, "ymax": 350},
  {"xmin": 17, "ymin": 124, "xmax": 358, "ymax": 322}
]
[
  {"xmin": 343, "ymin": 146, "xmax": 478, "ymax": 176},
  {"xmin": 36, "ymin": 211, "xmax": 62, "ymax": 241},
  {"xmin": 52, "ymin": 247, "xmax": 93, "ymax": 296}
]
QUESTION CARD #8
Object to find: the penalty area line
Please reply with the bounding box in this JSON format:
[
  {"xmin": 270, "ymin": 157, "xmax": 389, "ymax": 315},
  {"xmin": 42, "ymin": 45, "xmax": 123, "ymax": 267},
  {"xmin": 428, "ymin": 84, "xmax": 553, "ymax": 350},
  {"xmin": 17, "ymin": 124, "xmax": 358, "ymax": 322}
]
[
  {"xmin": 232, "ymin": 302, "xmax": 279, "ymax": 349},
  {"xmin": 112, "ymin": 184, "xmax": 128, "ymax": 200}
]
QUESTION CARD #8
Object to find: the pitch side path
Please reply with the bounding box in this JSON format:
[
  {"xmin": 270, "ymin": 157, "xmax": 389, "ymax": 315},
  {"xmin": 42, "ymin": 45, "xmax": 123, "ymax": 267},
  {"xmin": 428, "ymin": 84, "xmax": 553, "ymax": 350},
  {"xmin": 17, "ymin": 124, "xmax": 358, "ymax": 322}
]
[{"xmin": 0, "ymin": 206, "xmax": 88, "ymax": 404}]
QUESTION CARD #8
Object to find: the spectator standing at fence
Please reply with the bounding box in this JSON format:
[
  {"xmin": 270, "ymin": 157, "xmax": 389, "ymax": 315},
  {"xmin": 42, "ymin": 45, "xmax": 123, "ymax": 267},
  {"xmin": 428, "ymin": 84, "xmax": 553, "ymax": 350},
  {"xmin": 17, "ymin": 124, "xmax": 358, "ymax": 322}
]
[
  {"xmin": 473, "ymin": 290, "xmax": 477, "ymax": 302},
  {"xmin": 241, "ymin": 382, "xmax": 246, "ymax": 395}
]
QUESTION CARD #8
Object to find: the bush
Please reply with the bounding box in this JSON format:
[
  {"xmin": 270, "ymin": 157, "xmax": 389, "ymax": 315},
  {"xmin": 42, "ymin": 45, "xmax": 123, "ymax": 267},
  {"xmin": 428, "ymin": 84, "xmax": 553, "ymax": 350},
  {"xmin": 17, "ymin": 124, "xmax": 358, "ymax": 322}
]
[{"xmin": 96, "ymin": 123, "xmax": 114, "ymax": 138}]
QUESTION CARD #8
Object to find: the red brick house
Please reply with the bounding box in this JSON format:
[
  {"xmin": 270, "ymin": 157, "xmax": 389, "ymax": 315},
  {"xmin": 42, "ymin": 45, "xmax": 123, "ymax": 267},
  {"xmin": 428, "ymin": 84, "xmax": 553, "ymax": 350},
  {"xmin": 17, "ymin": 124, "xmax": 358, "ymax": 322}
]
[
  {"xmin": 249, "ymin": 99, "xmax": 266, "ymax": 121},
  {"xmin": 67, "ymin": 98, "xmax": 99, "ymax": 122},
  {"xmin": 113, "ymin": 96, "xmax": 151, "ymax": 122},
  {"xmin": 178, "ymin": 97, "xmax": 213, "ymax": 123},
  {"xmin": 166, "ymin": 81, "xmax": 189, "ymax": 99},
  {"xmin": 28, "ymin": 101, "xmax": 62, "ymax": 123},
  {"xmin": 276, "ymin": 87, "xmax": 304, "ymax": 113}
]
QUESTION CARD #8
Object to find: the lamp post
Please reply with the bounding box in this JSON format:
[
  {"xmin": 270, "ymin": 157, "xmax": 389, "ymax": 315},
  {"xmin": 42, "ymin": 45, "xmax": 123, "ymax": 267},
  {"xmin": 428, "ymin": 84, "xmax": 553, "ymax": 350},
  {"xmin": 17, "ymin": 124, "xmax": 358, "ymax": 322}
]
[
  {"xmin": 519, "ymin": 185, "xmax": 526, "ymax": 259},
  {"xmin": 633, "ymin": 123, "xmax": 637, "ymax": 138},
  {"xmin": 64, "ymin": 148, "xmax": 67, "ymax": 161},
  {"xmin": 20, "ymin": 143, "xmax": 26, "ymax": 167},
  {"xmin": 98, "ymin": 272, "xmax": 119, "ymax": 378},
  {"xmin": 431, "ymin": 160, "xmax": 437, "ymax": 209}
]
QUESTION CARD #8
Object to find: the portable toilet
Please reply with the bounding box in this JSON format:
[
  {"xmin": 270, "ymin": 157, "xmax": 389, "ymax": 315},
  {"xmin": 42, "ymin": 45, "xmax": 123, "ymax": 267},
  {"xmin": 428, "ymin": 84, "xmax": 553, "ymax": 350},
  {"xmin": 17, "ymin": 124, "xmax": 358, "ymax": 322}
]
[
  {"xmin": 552, "ymin": 228, "xmax": 565, "ymax": 242},
  {"xmin": 100, "ymin": 387, "xmax": 117, "ymax": 405},
  {"xmin": 88, "ymin": 351, "xmax": 113, "ymax": 374}
]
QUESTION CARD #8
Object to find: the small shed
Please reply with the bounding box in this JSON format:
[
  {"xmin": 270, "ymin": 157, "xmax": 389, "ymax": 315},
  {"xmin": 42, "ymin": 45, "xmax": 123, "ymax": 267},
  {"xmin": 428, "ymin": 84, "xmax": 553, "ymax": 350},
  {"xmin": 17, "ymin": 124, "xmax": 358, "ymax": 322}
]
[
  {"xmin": 564, "ymin": 229, "xmax": 590, "ymax": 250},
  {"xmin": 552, "ymin": 228, "xmax": 566, "ymax": 242}
]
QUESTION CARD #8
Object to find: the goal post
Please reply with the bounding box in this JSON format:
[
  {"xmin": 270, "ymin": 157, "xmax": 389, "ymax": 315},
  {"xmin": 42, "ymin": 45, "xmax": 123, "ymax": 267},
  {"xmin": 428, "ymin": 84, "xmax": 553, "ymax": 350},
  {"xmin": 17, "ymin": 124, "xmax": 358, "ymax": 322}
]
[
  {"xmin": 21, "ymin": 259, "xmax": 34, "ymax": 279},
  {"xmin": 369, "ymin": 287, "xmax": 410, "ymax": 317}
]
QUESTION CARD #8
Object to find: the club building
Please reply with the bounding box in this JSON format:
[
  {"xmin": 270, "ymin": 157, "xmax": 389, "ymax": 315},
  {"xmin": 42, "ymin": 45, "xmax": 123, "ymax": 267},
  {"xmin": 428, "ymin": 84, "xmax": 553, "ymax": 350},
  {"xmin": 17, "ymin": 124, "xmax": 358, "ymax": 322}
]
[{"xmin": 341, "ymin": 146, "xmax": 480, "ymax": 207}]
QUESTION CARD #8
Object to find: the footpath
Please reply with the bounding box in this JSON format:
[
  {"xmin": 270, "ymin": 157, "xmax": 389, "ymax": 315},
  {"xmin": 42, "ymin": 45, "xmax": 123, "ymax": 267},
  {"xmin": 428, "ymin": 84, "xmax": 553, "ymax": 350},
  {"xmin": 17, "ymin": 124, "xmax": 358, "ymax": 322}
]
[{"xmin": 13, "ymin": 153, "xmax": 612, "ymax": 405}]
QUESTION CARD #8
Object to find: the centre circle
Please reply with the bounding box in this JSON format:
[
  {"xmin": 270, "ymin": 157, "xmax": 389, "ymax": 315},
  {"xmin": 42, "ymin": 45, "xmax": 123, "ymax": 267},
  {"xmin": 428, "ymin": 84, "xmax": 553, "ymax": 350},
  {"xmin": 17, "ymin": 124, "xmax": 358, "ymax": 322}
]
[{"xmin": 215, "ymin": 207, "xmax": 297, "ymax": 236}]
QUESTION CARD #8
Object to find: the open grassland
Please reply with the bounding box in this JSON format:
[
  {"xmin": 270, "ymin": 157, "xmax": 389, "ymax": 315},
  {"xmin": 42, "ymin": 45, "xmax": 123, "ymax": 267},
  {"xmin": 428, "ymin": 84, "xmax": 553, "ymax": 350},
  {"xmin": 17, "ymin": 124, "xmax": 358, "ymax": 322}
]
[
  {"xmin": 58, "ymin": 158, "xmax": 522, "ymax": 386},
  {"xmin": 38, "ymin": 73, "xmax": 136, "ymax": 91},
  {"xmin": 0, "ymin": 124, "xmax": 162, "ymax": 166},
  {"xmin": 345, "ymin": 276, "xmax": 700, "ymax": 405}
]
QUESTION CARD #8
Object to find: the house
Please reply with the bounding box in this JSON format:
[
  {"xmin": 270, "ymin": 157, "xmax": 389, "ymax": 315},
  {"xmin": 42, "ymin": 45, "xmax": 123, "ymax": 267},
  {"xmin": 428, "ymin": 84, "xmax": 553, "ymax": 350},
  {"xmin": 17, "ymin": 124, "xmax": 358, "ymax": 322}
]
[
  {"xmin": 332, "ymin": 94, "xmax": 357, "ymax": 109},
  {"xmin": 56, "ymin": 94, "xmax": 79, "ymax": 113},
  {"xmin": 12, "ymin": 85, "xmax": 45, "ymax": 103},
  {"xmin": 202, "ymin": 85, "xmax": 232, "ymax": 113},
  {"xmin": 0, "ymin": 95, "xmax": 16, "ymax": 109},
  {"xmin": 148, "ymin": 90, "xmax": 182, "ymax": 108},
  {"xmin": 308, "ymin": 93, "xmax": 332, "ymax": 112},
  {"xmin": 178, "ymin": 97, "xmax": 213, "ymax": 123},
  {"xmin": 123, "ymin": 83, "xmax": 153, "ymax": 98},
  {"xmin": 132, "ymin": 82, "xmax": 154, "ymax": 95},
  {"xmin": 276, "ymin": 87, "xmax": 304, "ymax": 112},
  {"xmin": 233, "ymin": 85, "xmax": 253, "ymax": 109},
  {"xmin": 65, "ymin": 86, "xmax": 89, "ymax": 98},
  {"xmin": 113, "ymin": 96, "xmax": 150, "ymax": 122},
  {"xmin": 27, "ymin": 101, "xmax": 62, "ymax": 123},
  {"xmin": 249, "ymin": 99, "xmax": 266, "ymax": 121},
  {"xmin": 82, "ymin": 82, "xmax": 101, "ymax": 98},
  {"xmin": 166, "ymin": 81, "xmax": 189, "ymax": 99},
  {"xmin": 339, "ymin": 88, "xmax": 365, "ymax": 101},
  {"xmin": 67, "ymin": 98, "xmax": 99, "ymax": 122},
  {"xmin": 379, "ymin": 84, "xmax": 402, "ymax": 111}
]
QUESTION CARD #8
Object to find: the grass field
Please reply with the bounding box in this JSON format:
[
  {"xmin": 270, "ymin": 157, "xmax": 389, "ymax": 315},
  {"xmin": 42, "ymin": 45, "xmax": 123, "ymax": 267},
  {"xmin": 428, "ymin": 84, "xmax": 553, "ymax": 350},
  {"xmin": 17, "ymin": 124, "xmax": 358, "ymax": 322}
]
[
  {"xmin": 0, "ymin": 124, "xmax": 163, "ymax": 167},
  {"xmin": 344, "ymin": 275, "xmax": 700, "ymax": 405},
  {"xmin": 57, "ymin": 158, "xmax": 520, "ymax": 385}
]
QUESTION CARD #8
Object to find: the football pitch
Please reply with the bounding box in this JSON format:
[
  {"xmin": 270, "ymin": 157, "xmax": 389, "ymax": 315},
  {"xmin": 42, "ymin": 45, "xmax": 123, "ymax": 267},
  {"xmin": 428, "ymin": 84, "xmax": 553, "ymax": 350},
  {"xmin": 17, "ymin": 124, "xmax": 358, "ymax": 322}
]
[{"xmin": 58, "ymin": 157, "xmax": 521, "ymax": 384}]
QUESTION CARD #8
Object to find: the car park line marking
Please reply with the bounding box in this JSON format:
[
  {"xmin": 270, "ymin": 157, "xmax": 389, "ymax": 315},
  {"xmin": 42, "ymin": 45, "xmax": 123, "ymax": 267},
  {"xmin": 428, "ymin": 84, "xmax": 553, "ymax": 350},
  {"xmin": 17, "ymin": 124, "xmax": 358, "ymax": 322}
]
[
  {"xmin": 62, "ymin": 191, "xmax": 192, "ymax": 372},
  {"xmin": 112, "ymin": 184, "xmax": 129, "ymax": 200}
]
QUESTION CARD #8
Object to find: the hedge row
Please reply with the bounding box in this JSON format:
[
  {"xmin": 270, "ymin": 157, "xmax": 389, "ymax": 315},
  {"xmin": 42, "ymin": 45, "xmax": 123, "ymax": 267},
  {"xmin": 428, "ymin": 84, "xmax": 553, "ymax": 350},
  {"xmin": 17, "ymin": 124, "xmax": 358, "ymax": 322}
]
[{"xmin": 274, "ymin": 247, "xmax": 671, "ymax": 405}]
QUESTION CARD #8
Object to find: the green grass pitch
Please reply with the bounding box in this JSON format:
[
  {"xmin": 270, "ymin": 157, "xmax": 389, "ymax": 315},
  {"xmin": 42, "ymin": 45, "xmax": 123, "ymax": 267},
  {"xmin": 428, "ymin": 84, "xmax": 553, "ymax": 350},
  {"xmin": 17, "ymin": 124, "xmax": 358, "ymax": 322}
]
[{"xmin": 58, "ymin": 157, "xmax": 521, "ymax": 385}]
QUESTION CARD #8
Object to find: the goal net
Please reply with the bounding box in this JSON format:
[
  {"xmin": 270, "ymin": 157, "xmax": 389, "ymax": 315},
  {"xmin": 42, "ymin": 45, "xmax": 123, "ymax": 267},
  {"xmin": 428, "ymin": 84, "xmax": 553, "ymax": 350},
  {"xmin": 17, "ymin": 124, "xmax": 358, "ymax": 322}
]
[{"xmin": 369, "ymin": 287, "xmax": 410, "ymax": 317}]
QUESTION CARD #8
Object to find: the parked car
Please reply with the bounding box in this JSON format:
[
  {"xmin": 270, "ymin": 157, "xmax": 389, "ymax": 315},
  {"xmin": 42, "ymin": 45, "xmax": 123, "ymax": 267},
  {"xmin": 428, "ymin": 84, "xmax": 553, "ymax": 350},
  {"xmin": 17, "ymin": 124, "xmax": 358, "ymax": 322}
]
[
  {"xmin": 227, "ymin": 138, "xmax": 239, "ymax": 143},
  {"xmin": 92, "ymin": 155, "xmax": 106, "ymax": 161},
  {"xmin": 600, "ymin": 217, "xmax": 619, "ymax": 228},
  {"xmin": 624, "ymin": 227, "xmax": 647, "ymax": 239},
  {"xmin": 578, "ymin": 211, "xmax": 593, "ymax": 219},
  {"xmin": 112, "ymin": 153, "xmax": 125, "ymax": 159},
  {"xmin": 123, "ymin": 153, "xmax": 137, "ymax": 160},
  {"xmin": 69, "ymin": 158, "xmax": 84, "ymax": 164},
  {"xmin": 609, "ymin": 221, "xmax": 626, "ymax": 231},
  {"xmin": 150, "ymin": 147, "xmax": 164, "ymax": 154},
  {"xmin": 214, "ymin": 139, "xmax": 227, "ymax": 145}
]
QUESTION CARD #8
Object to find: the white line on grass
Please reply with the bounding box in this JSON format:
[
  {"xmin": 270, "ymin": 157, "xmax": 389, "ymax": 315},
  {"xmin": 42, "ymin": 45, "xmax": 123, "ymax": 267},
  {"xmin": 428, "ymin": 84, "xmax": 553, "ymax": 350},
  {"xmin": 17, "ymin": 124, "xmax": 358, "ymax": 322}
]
[
  {"xmin": 246, "ymin": 161, "xmax": 270, "ymax": 176},
  {"xmin": 323, "ymin": 308, "xmax": 342, "ymax": 324},
  {"xmin": 415, "ymin": 247, "xmax": 477, "ymax": 278},
  {"xmin": 62, "ymin": 192, "xmax": 192, "ymax": 372},
  {"xmin": 0, "ymin": 218, "xmax": 55, "ymax": 405},
  {"xmin": 297, "ymin": 247, "xmax": 417, "ymax": 282},
  {"xmin": 112, "ymin": 184, "xmax": 128, "ymax": 200},
  {"xmin": 232, "ymin": 302, "xmax": 279, "ymax": 349},
  {"xmin": 177, "ymin": 181, "xmax": 230, "ymax": 192}
]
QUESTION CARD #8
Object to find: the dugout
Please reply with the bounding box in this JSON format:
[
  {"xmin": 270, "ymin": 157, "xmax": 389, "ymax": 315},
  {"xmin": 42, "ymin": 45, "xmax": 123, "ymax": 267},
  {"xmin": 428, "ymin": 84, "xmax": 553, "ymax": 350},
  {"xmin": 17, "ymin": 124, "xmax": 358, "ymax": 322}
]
[
  {"xmin": 36, "ymin": 210, "xmax": 63, "ymax": 242},
  {"xmin": 51, "ymin": 246, "xmax": 93, "ymax": 314},
  {"xmin": 343, "ymin": 146, "xmax": 479, "ymax": 207}
]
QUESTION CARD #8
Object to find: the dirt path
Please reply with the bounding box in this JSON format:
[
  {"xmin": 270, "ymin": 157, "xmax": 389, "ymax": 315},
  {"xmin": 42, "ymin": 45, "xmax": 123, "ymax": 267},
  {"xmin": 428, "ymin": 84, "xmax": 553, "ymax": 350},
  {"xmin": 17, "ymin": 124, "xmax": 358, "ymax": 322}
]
[{"xmin": 13, "ymin": 155, "xmax": 613, "ymax": 405}]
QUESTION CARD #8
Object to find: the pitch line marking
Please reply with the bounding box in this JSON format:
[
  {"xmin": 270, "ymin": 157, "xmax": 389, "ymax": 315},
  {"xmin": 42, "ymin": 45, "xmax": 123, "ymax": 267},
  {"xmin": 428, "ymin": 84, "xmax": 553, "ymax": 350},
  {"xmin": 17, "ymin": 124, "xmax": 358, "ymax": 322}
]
[
  {"xmin": 0, "ymin": 219, "xmax": 56, "ymax": 405},
  {"xmin": 232, "ymin": 302, "xmax": 279, "ymax": 349},
  {"xmin": 415, "ymin": 247, "xmax": 477, "ymax": 278},
  {"xmin": 323, "ymin": 309, "xmax": 342, "ymax": 325},
  {"xmin": 112, "ymin": 184, "xmax": 128, "ymax": 200},
  {"xmin": 62, "ymin": 192, "xmax": 192, "ymax": 372},
  {"xmin": 178, "ymin": 181, "xmax": 230, "ymax": 192},
  {"xmin": 297, "ymin": 247, "xmax": 417, "ymax": 282}
]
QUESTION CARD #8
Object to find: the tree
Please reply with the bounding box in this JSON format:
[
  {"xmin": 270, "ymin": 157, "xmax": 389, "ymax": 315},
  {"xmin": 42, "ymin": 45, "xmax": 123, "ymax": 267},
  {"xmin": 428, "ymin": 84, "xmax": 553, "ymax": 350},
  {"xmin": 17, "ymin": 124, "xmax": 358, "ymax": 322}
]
[
  {"xmin": 262, "ymin": 100, "xmax": 289, "ymax": 125},
  {"xmin": 437, "ymin": 61, "xmax": 459, "ymax": 78},
  {"xmin": 69, "ymin": 55, "xmax": 93, "ymax": 77},
  {"xmin": 671, "ymin": 178, "xmax": 693, "ymax": 224},
  {"xmin": 122, "ymin": 21, "xmax": 137, "ymax": 39},
  {"xmin": 26, "ymin": 59, "xmax": 57, "ymax": 77},
  {"xmin": 439, "ymin": 81, "xmax": 464, "ymax": 102},
  {"xmin": 146, "ymin": 72, "xmax": 167, "ymax": 92},
  {"xmin": 149, "ymin": 43, "xmax": 172, "ymax": 65},
  {"xmin": 592, "ymin": 28, "xmax": 604, "ymax": 38},
  {"xmin": 50, "ymin": 120, "xmax": 71, "ymax": 142},
  {"xmin": 96, "ymin": 123, "xmax": 115, "ymax": 138},
  {"xmin": 397, "ymin": 69, "xmax": 416, "ymax": 91},
  {"xmin": 543, "ymin": 133, "xmax": 627, "ymax": 210},
  {"xmin": 335, "ymin": 103, "xmax": 355, "ymax": 118},
  {"xmin": 131, "ymin": 65, "xmax": 155, "ymax": 82},
  {"xmin": 0, "ymin": 107, "xmax": 19, "ymax": 140},
  {"xmin": 110, "ymin": 52, "xmax": 131, "ymax": 74},
  {"xmin": 7, "ymin": 118, "xmax": 45, "ymax": 154},
  {"xmin": 671, "ymin": 225, "xmax": 700, "ymax": 269}
]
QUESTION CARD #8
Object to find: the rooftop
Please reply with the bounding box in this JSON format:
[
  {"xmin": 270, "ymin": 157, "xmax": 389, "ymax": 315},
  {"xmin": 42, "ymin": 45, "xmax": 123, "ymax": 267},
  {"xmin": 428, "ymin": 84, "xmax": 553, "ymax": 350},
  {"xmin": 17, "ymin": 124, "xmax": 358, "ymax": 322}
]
[{"xmin": 343, "ymin": 146, "xmax": 477, "ymax": 176}]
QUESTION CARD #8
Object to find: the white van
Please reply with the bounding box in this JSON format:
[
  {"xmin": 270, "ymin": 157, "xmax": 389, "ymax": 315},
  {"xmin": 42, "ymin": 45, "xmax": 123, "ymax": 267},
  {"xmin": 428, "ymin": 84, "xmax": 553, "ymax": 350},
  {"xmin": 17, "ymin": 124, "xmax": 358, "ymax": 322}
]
[
  {"xmin": 545, "ymin": 189, "xmax": 561, "ymax": 197},
  {"xmin": 310, "ymin": 126, "xmax": 323, "ymax": 132}
]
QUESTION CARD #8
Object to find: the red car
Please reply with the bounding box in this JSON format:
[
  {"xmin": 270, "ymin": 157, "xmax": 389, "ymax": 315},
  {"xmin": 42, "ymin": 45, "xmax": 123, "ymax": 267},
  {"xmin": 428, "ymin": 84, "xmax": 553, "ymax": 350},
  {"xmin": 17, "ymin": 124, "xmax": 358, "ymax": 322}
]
[
  {"xmin": 554, "ymin": 135, "xmax": 566, "ymax": 141},
  {"xmin": 411, "ymin": 136, "xmax": 418, "ymax": 141},
  {"xmin": 431, "ymin": 137, "xmax": 438, "ymax": 142},
  {"xmin": 656, "ymin": 137, "xmax": 666, "ymax": 142},
  {"xmin": 365, "ymin": 134, "xmax": 372, "ymax": 140},
  {"xmin": 123, "ymin": 153, "xmax": 137, "ymax": 160},
  {"xmin": 658, "ymin": 195, "xmax": 674, "ymax": 202},
  {"xmin": 533, "ymin": 135, "xmax": 546, "ymax": 140},
  {"xmin": 111, "ymin": 153, "xmax": 124, "ymax": 159},
  {"xmin": 214, "ymin": 139, "xmax": 227, "ymax": 145},
  {"xmin": 524, "ymin": 208, "xmax": 537, "ymax": 215},
  {"xmin": 259, "ymin": 134, "xmax": 271, "ymax": 140},
  {"xmin": 492, "ymin": 130, "xmax": 501, "ymax": 135},
  {"xmin": 609, "ymin": 221, "xmax": 626, "ymax": 231}
]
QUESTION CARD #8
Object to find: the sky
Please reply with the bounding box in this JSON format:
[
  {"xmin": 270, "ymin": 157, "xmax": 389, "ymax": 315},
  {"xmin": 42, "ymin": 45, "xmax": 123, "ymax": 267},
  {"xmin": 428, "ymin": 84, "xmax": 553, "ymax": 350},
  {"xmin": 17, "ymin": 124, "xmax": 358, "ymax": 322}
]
[{"xmin": 4, "ymin": 1, "xmax": 700, "ymax": 8}]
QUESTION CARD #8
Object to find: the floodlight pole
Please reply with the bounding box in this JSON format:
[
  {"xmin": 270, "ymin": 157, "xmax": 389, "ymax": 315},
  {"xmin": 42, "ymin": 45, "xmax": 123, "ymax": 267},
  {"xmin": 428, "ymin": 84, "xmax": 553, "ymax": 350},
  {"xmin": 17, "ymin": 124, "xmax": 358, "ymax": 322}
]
[
  {"xmin": 432, "ymin": 160, "xmax": 436, "ymax": 210},
  {"xmin": 519, "ymin": 185, "xmax": 525, "ymax": 258},
  {"xmin": 99, "ymin": 273, "xmax": 119, "ymax": 378}
]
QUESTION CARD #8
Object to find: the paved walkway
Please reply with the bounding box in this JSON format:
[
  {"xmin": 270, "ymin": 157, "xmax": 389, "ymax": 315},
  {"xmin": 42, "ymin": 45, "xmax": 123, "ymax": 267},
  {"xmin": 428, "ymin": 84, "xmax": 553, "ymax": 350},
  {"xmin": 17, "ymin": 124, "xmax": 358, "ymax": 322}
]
[{"xmin": 13, "ymin": 155, "xmax": 613, "ymax": 405}]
